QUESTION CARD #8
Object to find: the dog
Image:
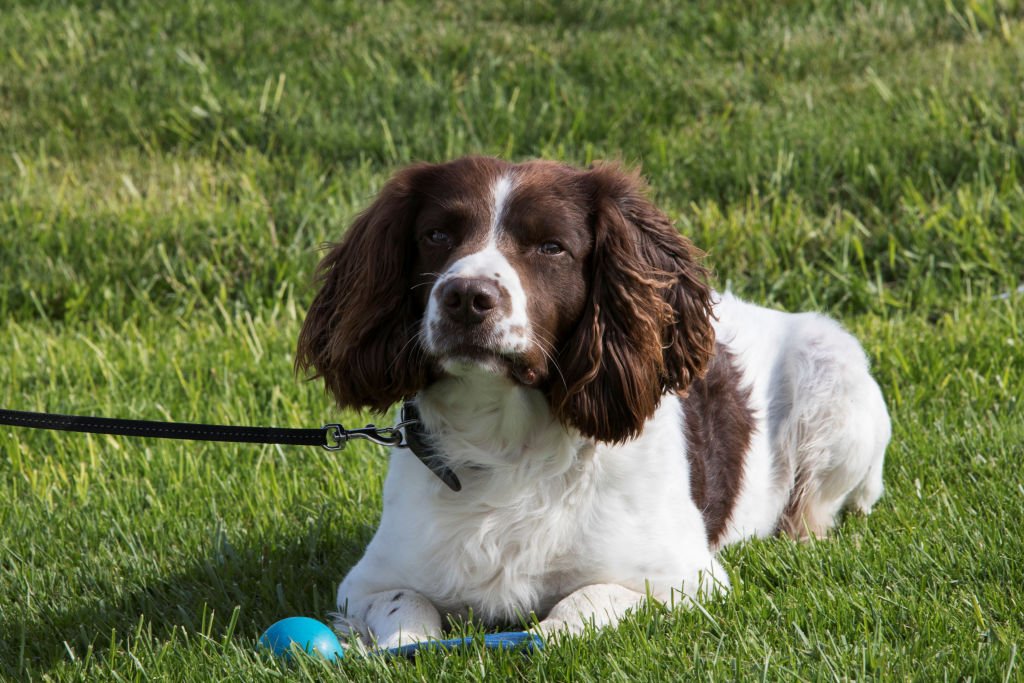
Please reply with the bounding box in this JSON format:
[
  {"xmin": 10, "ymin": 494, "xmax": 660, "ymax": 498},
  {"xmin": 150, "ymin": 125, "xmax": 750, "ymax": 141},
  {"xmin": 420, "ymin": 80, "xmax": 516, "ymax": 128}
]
[{"xmin": 295, "ymin": 156, "xmax": 890, "ymax": 648}]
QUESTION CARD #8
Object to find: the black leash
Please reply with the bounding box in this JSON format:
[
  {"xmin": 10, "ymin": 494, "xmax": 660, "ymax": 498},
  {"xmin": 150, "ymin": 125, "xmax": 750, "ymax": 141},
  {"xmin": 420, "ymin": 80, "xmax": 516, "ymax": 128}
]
[
  {"xmin": 0, "ymin": 403, "xmax": 462, "ymax": 491},
  {"xmin": 0, "ymin": 408, "xmax": 398, "ymax": 449}
]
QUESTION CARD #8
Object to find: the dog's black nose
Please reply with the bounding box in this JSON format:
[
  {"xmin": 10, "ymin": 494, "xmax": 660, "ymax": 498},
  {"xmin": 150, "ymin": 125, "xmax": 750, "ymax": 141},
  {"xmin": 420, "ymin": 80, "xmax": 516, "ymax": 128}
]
[{"xmin": 440, "ymin": 278, "xmax": 500, "ymax": 325}]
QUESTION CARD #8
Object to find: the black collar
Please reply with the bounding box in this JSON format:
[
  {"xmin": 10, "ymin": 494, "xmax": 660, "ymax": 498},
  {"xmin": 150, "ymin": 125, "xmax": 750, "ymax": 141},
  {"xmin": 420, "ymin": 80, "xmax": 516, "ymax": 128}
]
[{"xmin": 401, "ymin": 401, "xmax": 462, "ymax": 492}]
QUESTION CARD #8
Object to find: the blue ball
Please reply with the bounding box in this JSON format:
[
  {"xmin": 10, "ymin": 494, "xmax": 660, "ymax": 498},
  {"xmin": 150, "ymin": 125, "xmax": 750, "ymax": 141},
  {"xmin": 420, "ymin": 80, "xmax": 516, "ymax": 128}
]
[{"xmin": 259, "ymin": 617, "xmax": 344, "ymax": 662}]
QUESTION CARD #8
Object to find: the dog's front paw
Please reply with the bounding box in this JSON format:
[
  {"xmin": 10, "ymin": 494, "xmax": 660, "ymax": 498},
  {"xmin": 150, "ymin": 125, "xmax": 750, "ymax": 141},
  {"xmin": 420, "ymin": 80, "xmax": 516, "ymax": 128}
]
[
  {"xmin": 329, "ymin": 612, "xmax": 372, "ymax": 653},
  {"xmin": 536, "ymin": 583, "xmax": 646, "ymax": 639},
  {"xmin": 535, "ymin": 616, "xmax": 585, "ymax": 640},
  {"xmin": 375, "ymin": 630, "xmax": 436, "ymax": 650},
  {"xmin": 336, "ymin": 587, "xmax": 445, "ymax": 651},
  {"xmin": 332, "ymin": 609, "xmax": 435, "ymax": 650}
]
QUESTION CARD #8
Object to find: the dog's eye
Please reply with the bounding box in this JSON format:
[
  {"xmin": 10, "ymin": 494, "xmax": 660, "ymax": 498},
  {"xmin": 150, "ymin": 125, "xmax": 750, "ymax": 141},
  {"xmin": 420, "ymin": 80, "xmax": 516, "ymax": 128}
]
[
  {"xmin": 538, "ymin": 241, "xmax": 564, "ymax": 256},
  {"xmin": 426, "ymin": 230, "xmax": 452, "ymax": 246}
]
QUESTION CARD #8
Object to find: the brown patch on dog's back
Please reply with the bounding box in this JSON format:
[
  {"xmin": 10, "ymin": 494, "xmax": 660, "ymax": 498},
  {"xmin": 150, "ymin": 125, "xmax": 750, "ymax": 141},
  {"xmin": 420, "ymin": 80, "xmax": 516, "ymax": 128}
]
[{"xmin": 682, "ymin": 345, "xmax": 755, "ymax": 546}]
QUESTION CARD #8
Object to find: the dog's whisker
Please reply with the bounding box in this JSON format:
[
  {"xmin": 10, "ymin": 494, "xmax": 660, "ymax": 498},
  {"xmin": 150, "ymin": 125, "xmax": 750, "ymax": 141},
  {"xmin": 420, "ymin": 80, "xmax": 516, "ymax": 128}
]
[
  {"xmin": 532, "ymin": 334, "xmax": 568, "ymax": 392},
  {"xmin": 387, "ymin": 329, "xmax": 427, "ymax": 374},
  {"xmin": 410, "ymin": 273, "xmax": 445, "ymax": 292}
]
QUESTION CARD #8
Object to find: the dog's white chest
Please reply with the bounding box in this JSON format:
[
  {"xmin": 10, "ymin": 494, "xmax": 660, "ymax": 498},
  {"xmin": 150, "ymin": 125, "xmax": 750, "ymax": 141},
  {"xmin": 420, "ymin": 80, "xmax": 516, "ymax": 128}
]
[{"xmin": 379, "ymin": 449, "xmax": 599, "ymax": 623}]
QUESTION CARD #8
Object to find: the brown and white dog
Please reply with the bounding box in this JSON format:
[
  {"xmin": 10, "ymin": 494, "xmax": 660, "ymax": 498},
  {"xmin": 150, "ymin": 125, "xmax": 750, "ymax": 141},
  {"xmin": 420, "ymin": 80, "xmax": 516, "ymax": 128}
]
[{"xmin": 296, "ymin": 156, "xmax": 890, "ymax": 648}]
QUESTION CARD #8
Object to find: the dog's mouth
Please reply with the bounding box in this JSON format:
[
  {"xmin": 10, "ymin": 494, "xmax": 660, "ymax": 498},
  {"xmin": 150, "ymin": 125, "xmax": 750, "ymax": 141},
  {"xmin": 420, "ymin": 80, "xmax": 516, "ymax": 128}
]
[{"xmin": 439, "ymin": 344, "xmax": 545, "ymax": 386}]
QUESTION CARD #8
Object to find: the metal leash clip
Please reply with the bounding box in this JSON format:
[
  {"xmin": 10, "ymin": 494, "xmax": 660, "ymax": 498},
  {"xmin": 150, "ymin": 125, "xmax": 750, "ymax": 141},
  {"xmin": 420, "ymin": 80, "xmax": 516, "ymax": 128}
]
[{"xmin": 321, "ymin": 421, "xmax": 417, "ymax": 450}]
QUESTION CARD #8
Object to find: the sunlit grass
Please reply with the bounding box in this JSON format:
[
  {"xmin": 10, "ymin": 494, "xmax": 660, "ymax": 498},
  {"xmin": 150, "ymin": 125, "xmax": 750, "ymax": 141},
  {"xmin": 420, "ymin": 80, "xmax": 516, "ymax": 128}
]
[{"xmin": 1, "ymin": 0, "xmax": 1022, "ymax": 680}]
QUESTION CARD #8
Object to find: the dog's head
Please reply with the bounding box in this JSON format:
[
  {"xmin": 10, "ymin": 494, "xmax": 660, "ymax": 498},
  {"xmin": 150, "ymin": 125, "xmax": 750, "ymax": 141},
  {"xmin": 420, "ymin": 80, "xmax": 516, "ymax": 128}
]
[{"xmin": 296, "ymin": 157, "xmax": 714, "ymax": 442}]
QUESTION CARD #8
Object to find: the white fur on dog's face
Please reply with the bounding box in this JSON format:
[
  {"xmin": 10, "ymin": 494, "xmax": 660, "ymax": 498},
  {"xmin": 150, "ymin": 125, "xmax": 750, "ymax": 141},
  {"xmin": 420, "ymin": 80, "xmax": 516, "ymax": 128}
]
[
  {"xmin": 422, "ymin": 174, "xmax": 532, "ymax": 373},
  {"xmin": 411, "ymin": 162, "xmax": 593, "ymax": 389}
]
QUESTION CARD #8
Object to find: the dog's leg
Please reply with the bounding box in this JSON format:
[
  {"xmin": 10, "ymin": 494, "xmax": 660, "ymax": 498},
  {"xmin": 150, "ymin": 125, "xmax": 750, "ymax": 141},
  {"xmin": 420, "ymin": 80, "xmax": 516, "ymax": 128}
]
[
  {"xmin": 335, "ymin": 589, "xmax": 443, "ymax": 650},
  {"xmin": 536, "ymin": 584, "xmax": 646, "ymax": 637},
  {"xmin": 773, "ymin": 315, "xmax": 891, "ymax": 539},
  {"xmin": 537, "ymin": 558, "xmax": 731, "ymax": 638}
]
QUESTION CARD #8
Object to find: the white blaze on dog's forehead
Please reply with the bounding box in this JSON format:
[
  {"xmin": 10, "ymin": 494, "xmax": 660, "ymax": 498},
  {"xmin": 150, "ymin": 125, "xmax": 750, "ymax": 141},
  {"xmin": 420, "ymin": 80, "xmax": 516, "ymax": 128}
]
[
  {"xmin": 423, "ymin": 172, "xmax": 532, "ymax": 355},
  {"xmin": 488, "ymin": 174, "xmax": 516, "ymax": 245},
  {"xmin": 486, "ymin": 174, "xmax": 529, "ymax": 351}
]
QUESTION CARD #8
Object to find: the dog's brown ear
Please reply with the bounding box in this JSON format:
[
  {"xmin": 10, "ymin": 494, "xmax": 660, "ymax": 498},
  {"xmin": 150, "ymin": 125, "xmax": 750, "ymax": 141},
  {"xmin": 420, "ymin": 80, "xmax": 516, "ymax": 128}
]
[
  {"xmin": 296, "ymin": 165, "xmax": 432, "ymax": 412},
  {"xmin": 552, "ymin": 163, "xmax": 715, "ymax": 442}
]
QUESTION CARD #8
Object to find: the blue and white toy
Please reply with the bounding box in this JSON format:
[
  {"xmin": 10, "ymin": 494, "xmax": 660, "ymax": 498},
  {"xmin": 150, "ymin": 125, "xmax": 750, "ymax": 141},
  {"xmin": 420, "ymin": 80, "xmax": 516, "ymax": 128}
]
[
  {"xmin": 259, "ymin": 616, "xmax": 543, "ymax": 662},
  {"xmin": 386, "ymin": 630, "xmax": 543, "ymax": 657},
  {"xmin": 259, "ymin": 617, "xmax": 345, "ymax": 662}
]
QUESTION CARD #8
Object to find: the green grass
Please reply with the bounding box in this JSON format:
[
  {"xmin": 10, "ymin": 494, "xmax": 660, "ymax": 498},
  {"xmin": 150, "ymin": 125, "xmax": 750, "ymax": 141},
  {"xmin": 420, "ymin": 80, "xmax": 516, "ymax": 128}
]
[{"xmin": 1, "ymin": 0, "xmax": 1022, "ymax": 679}]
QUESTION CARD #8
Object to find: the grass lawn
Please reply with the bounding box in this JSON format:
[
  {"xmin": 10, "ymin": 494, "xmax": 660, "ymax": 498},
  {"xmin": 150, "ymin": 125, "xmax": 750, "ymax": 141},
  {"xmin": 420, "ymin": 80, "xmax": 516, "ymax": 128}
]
[{"xmin": 2, "ymin": 0, "xmax": 1023, "ymax": 679}]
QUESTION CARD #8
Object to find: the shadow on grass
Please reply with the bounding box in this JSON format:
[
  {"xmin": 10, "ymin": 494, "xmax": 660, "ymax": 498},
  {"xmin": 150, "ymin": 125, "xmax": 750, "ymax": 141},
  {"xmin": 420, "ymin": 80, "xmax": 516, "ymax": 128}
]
[{"xmin": 1, "ymin": 525, "xmax": 374, "ymax": 678}]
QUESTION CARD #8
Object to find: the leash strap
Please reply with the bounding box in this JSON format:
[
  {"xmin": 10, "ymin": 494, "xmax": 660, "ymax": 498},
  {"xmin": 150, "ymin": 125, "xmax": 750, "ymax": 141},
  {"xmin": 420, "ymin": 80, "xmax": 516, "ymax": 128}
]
[
  {"xmin": 0, "ymin": 408, "xmax": 379, "ymax": 450},
  {"xmin": 0, "ymin": 405, "xmax": 461, "ymax": 490}
]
